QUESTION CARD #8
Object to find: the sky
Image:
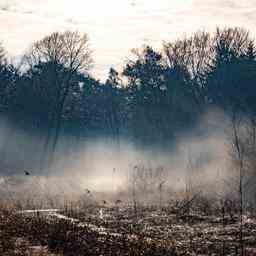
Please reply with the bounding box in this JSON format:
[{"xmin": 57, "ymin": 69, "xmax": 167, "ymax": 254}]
[{"xmin": 0, "ymin": 0, "xmax": 255, "ymax": 80}]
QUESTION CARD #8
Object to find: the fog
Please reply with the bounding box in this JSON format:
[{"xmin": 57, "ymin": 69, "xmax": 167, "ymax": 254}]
[{"xmin": 0, "ymin": 108, "xmax": 242, "ymax": 209}]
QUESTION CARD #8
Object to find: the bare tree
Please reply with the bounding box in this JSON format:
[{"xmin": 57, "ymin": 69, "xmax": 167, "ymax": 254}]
[
  {"xmin": 164, "ymin": 31, "xmax": 212, "ymax": 75},
  {"xmin": 0, "ymin": 42, "xmax": 5, "ymax": 63},
  {"xmin": 163, "ymin": 27, "xmax": 253, "ymax": 114},
  {"xmin": 163, "ymin": 31, "xmax": 213, "ymax": 111},
  {"xmin": 213, "ymin": 27, "xmax": 252, "ymax": 58},
  {"xmin": 24, "ymin": 31, "xmax": 92, "ymax": 72},
  {"xmin": 230, "ymin": 112, "xmax": 245, "ymax": 256},
  {"xmin": 23, "ymin": 31, "xmax": 93, "ymax": 170}
]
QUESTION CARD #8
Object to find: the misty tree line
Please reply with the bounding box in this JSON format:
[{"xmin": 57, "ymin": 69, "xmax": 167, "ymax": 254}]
[{"xmin": 0, "ymin": 27, "xmax": 256, "ymax": 170}]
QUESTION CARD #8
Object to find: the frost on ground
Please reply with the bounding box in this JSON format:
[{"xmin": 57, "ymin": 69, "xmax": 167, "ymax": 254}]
[{"xmin": 1, "ymin": 203, "xmax": 256, "ymax": 256}]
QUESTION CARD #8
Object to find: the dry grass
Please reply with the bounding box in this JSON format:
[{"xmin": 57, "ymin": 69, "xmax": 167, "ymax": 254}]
[{"xmin": 1, "ymin": 198, "xmax": 256, "ymax": 256}]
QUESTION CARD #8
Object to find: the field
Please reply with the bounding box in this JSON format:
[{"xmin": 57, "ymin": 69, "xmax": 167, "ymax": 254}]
[{"xmin": 1, "ymin": 198, "xmax": 256, "ymax": 256}]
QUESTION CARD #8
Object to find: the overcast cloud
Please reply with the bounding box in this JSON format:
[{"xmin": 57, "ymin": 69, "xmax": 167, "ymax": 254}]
[{"xmin": 0, "ymin": 0, "xmax": 255, "ymax": 79}]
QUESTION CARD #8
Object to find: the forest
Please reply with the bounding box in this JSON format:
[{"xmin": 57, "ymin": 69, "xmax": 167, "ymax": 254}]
[
  {"xmin": 1, "ymin": 27, "xmax": 256, "ymax": 170},
  {"xmin": 1, "ymin": 27, "xmax": 256, "ymax": 255}
]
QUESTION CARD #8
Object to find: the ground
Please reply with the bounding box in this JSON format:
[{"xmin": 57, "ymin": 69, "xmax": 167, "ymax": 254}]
[{"xmin": 1, "ymin": 202, "xmax": 256, "ymax": 255}]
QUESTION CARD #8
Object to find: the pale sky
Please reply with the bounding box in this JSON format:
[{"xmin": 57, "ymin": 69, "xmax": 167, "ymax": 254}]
[{"xmin": 0, "ymin": 0, "xmax": 255, "ymax": 79}]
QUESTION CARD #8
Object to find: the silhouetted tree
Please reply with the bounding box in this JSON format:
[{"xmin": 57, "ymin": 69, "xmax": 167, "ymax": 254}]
[
  {"xmin": 123, "ymin": 46, "xmax": 196, "ymax": 145},
  {"xmin": 206, "ymin": 28, "xmax": 256, "ymax": 115},
  {"xmin": 0, "ymin": 63, "xmax": 17, "ymax": 112},
  {"xmin": 104, "ymin": 68, "xmax": 124, "ymax": 143},
  {"xmin": 123, "ymin": 46, "xmax": 169, "ymax": 144},
  {"xmin": 1, "ymin": 26, "xmax": 256, "ymax": 176},
  {"xmin": 0, "ymin": 43, "xmax": 5, "ymax": 63},
  {"xmin": 23, "ymin": 31, "xmax": 93, "ymax": 170},
  {"xmin": 62, "ymin": 74, "xmax": 101, "ymax": 135},
  {"xmin": 0, "ymin": 43, "xmax": 19, "ymax": 114},
  {"xmin": 164, "ymin": 31, "xmax": 213, "ymax": 112},
  {"xmin": 0, "ymin": 44, "xmax": 20, "ymax": 172}
]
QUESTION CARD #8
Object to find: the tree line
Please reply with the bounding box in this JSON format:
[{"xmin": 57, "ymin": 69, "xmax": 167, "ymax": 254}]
[{"xmin": 0, "ymin": 27, "xmax": 256, "ymax": 170}]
